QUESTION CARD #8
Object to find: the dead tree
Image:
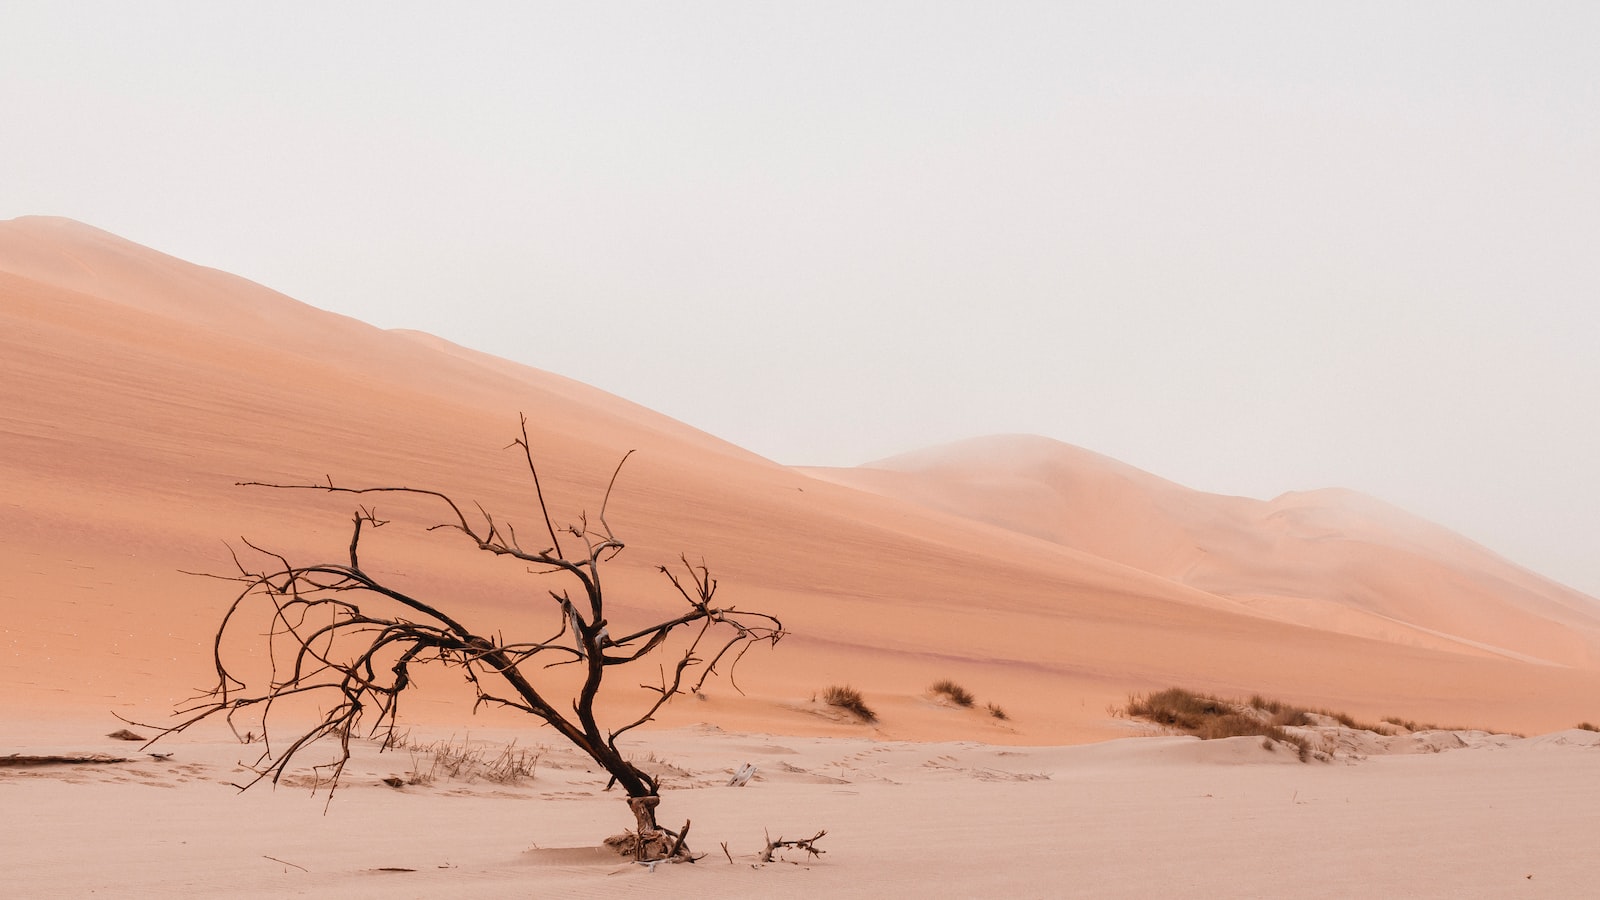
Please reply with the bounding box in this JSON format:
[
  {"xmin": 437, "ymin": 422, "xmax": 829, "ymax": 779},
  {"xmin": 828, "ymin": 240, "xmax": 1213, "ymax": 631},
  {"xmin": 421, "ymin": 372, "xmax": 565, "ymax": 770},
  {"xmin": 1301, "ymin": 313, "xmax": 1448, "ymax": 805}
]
[{"xmin": 150, "ymin": 415, "xmax": 784, "ymax": 861}]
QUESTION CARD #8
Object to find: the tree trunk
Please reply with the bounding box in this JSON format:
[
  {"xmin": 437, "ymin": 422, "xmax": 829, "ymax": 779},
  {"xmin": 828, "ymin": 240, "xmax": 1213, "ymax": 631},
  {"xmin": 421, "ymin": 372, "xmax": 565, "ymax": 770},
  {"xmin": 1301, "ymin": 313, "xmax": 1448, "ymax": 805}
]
[{"xmin": 627, "ymin": 795, "xmax": 673, "ymax": 860}]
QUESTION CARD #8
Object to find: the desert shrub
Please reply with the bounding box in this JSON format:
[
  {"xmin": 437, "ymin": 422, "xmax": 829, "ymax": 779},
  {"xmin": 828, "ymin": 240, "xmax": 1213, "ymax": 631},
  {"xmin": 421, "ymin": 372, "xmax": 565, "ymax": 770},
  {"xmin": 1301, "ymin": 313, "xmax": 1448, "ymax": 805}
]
[
  {"xmin": 1125, "ymin": 687, "xmax": 1235, "ymax": 730},
  {"xmin": 823, "ymin": 685, "xmax": 877, "ymax": 723},
  {"xmin": 929, "ymin": 679, "xmax": 976, "ymax": 707},
  {"xmin": 1126, "ymin": 687, "xmax": 1534, "ymax": 762},
  {"xmin": 1577, "ymin": 722, "xmax": 1599, "ymax": 732},
  {"xmin": 986, "ymin": 702, "xmax": 1009, "ymax": 721},
  {"xmin": 1126, "ymin": 688, "xmax": 1312, "ymax": 761}
]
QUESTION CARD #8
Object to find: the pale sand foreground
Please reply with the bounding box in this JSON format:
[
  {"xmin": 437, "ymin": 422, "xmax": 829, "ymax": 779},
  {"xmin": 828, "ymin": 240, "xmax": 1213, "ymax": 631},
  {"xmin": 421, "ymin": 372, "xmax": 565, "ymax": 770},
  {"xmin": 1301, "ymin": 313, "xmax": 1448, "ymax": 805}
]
[{"xmin": 5, "ymin": 718, "xmax": 1599, "ymax": 898}]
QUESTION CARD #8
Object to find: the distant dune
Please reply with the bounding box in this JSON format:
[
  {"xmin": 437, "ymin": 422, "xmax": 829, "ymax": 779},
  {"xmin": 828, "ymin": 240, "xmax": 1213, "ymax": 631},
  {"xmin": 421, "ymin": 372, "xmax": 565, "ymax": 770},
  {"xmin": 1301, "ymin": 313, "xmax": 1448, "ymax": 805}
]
[
  {"xmin": 4, "ymin": 215, "xmax": 1599, "ymax": 742},
  {"xmin": 808, "ymin": 434, "xmax": 1600, "ymax": 668}
]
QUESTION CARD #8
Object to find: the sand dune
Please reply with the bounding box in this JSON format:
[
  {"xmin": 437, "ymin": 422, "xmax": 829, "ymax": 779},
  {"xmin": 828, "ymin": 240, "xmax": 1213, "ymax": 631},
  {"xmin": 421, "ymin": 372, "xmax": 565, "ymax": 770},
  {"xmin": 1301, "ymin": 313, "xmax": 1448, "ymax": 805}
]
[
  {"xmin": 7, "ymin": 216, "xmax": 1600, "ymax": 897},
  {"xmin": 809, "ymin": 434, "xmax": 1600, "ymax": 668},
  {"xmin": 4, "ymin": 215, "xmax": 1599, "ymax": 745}
]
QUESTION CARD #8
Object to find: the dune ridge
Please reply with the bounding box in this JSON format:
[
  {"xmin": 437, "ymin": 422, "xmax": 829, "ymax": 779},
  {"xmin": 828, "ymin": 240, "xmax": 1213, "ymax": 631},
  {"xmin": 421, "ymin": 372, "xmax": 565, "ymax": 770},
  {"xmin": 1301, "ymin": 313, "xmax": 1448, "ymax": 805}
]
[{"xmin": 808, "ymin": 433, "xmax": 1600, "ymax": 668}]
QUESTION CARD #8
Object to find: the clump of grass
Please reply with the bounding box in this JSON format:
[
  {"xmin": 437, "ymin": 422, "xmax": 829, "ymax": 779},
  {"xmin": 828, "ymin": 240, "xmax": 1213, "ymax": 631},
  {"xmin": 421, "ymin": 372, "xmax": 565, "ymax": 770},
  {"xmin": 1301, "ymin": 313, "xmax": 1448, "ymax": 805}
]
[
  {"xmin": 1127, "ymin": 688, "xmax": 1234, "ymax": 730},
  {"xmin": 387, "ymin": 734, "xmax": 543, "ymax": 786},
  {"xmin": 1248, "ymin": 694, "xmax": 1286, "ymax": 715},
  {"xmin": 823, "ymin": 685, "xmax": 877, "ymax": 723},
  {"xmin": 1271, "ymin": 708, "xmax": 1316, "ymax": 728},
  {"xmin": 1379, "ymin": 715, "xmax": 1492, "ymax": 733},
  {"xmin": 622, "ymin": 750, "xmax": 695, "ymax": 789},
  {"xmin": 1577, "ymin": 722, "xmax": 1599, "ymax": 732},
  {"xmin": 1132, "ymin": 688, "xmax": 1526, "ymax": 755},
  {"xmin": 986, "ymin": 702, "xmax": 1009, "ymax": 721},
  {"xmin": 929, "ymin": 679, "xmax": 976, "ymax": 708},
  {"xmin": 1126, "ymin": 688, "xmax": 1312, "ymax": 762}
]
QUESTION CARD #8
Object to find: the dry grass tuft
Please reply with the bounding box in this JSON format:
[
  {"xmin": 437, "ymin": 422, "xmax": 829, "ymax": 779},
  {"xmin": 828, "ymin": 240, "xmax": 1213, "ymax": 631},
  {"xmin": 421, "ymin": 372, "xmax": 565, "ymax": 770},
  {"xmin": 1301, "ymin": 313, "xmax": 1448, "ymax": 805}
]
[
  {"xmin": 986, "ymin": 702, "xmax": 1009, "ymax": 721},
  {"xmin": 384, "ymin": 733, "xmax": 542, "ymax": 786},
  {"xmin": 1577, "ymin": 722, "xmax": 1600, "ymax": 732},
  {"xmin": 1127, "ymin": 688, "xmax": 1313, "ymax": 761},
  {"xmin": 823, "ymin": 685, "xmax": 877, "ymax": 723},
  {"xmin": 929, "ymin": 679, "xmax": 976, "ymax": 707},
  {"xmin": 1381, "ymin": 714, "xmax": 1490, "ymax": 734},
  {"xmin": 1131, "ymin": 688, "xmax": 1523, "ymax": 757}
]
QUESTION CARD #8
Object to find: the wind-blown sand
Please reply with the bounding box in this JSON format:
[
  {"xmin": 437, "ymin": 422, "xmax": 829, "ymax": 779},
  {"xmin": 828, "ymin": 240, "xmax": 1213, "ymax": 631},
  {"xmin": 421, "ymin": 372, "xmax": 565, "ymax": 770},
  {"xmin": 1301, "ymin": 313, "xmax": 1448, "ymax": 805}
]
[{"xmin": 4, "ymin": 216, "xmax": 1599, "ymax": 895}]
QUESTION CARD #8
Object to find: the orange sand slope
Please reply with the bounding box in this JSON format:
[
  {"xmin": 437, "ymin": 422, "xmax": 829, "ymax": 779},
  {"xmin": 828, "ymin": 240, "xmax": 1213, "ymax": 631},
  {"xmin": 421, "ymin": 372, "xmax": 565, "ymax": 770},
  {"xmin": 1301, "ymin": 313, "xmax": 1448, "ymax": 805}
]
[{"xmin": 3, "ymin": 215, "xmax": 1599, "ymax": 741}]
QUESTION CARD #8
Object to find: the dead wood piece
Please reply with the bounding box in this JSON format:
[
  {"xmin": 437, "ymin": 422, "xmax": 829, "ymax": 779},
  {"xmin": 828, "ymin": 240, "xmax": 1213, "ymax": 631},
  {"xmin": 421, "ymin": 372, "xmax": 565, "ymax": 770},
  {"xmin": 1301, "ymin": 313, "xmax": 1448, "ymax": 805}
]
[
  {"xmin": 666, "ymin": 819, "xmax": 692, "ymax": 859},
  {"xmin": 0, "ymin": 753, "xmax": 130, "ymax": 767},
  {"xmin": 263, "ymin": 855, "xmax": 307, "ymax": 872},
  {"xmin": 603, "ymin": 832, "xmax": 641, "ymax": 857},
  {"xmin": 107, "ymin": 729, "xmax": 147, "ymax": 741},
  {"xmin": 759, "ymin": 829, "xmax": 827, "ymax": 863}
]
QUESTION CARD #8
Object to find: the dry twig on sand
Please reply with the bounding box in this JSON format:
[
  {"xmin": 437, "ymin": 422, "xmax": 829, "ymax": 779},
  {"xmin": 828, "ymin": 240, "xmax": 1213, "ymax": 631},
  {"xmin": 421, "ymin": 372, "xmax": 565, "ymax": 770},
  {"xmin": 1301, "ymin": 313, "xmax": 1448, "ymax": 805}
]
[{"xmin": 760, "ymin": 829, "xmax": 827, "ymax": 863}]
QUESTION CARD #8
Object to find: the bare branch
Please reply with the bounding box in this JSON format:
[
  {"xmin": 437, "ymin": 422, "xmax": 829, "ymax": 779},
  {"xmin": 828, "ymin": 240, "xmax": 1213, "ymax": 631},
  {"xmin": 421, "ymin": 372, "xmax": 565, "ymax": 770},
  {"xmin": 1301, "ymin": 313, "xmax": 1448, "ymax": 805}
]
[{"xmin": 511, "ymin": 412, "xmax": 563, "ymax": 560}]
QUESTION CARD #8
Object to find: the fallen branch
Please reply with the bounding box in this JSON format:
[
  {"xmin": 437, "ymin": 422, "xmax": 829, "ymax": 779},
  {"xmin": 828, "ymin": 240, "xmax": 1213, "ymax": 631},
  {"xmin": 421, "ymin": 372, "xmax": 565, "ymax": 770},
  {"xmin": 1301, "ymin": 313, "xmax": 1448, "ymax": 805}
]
[
  {"xmin": 759, "ymin": 829, "xmax": 827, "ymax": 863},
  {"xmin": 263, "ymin": 855, "xmax": 308, "ymax": 872},
  {"xmin": 666, "ymin": 819, "xmax": 692, "ymax": 859},
  {"xmin": 0, "ymin": 754, "xmax": 130, "ymax": 767}
]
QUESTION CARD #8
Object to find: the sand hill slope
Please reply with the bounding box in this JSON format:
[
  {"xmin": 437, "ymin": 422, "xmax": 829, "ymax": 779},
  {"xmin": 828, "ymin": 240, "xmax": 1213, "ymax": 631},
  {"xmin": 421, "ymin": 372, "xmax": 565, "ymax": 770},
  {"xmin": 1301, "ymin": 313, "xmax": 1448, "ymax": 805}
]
[
  {"xmin": 809, "ymin": 435, "xmax": 1600, "ymax": 668},
  {"xmin": 4, "ymin": 216, "xmax": 1598, "ymax": 742}
]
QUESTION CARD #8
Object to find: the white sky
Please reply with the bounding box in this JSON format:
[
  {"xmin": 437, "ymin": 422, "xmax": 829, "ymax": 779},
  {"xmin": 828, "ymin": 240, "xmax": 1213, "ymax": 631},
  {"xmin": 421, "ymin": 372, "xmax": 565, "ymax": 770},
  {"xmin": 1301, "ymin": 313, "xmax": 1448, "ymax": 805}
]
[{"xmin": 3, "ymin": 3, "xmax": 1597, "ymax": 596}]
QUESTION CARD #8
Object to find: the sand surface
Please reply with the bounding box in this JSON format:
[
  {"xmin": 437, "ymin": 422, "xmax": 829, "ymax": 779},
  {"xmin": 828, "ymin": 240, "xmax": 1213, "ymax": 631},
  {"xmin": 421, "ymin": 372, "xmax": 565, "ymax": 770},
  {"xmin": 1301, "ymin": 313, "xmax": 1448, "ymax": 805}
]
[
  {"xmin": 5, "ymin": 717, "xmax": 1600, "ymax": 898},
  {"xmin": 4, "ymin": 216, "xmax": 1600, "ymax": 895}
]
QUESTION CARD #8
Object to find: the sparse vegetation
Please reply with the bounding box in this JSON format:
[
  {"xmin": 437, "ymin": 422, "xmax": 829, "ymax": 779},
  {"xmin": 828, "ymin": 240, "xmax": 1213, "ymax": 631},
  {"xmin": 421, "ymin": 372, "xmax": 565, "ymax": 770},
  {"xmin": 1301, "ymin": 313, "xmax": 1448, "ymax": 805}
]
[
  {"xmin": 929, "ymin": 679, "xmax": 976, "ymax": 707},
  {"xmin": 1247, "ymin": 694, "xmax": 1285, "ymax": 715},
  {"xmin": 1128, "ymin": 687, "xmax": 1530, "ymax": 760},
  {"xmin": 823, "ymin": 685, "xmax": 877, "ymax": 723},
  {"xmin": 1127, "ymin": 688, "xmax": 1313, "ymax": 761},
  {"xmin": 986, "ymin": 702, "xmax": 1009, "ymax": 721},
  {"xmin": 387, "ymin": 734, "xmax": 542, "ymax": 786},
  {"xmin": 1381, "ymin": 715, "xmax": 1489, "ymax": 734},
  {"xmin": 1577, "ymin": 722, "xmax": 1599, "ymax": 732}
]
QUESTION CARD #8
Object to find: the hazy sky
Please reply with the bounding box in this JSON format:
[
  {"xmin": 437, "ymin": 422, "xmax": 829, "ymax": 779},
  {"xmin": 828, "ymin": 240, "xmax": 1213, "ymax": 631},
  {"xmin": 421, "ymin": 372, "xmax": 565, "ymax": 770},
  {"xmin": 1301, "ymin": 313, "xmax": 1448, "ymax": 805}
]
[{"xmin": 3, "ymin": 3, "xmax": 1597, "ymax": 596}]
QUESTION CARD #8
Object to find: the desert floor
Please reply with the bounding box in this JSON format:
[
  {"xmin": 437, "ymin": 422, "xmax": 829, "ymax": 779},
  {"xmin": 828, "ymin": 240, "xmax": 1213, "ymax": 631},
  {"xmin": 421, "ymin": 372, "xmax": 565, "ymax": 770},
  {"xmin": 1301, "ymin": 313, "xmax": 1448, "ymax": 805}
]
[{"xmin": 5, "ymin": 716, "xmax": 1599, "ymax": 899}]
